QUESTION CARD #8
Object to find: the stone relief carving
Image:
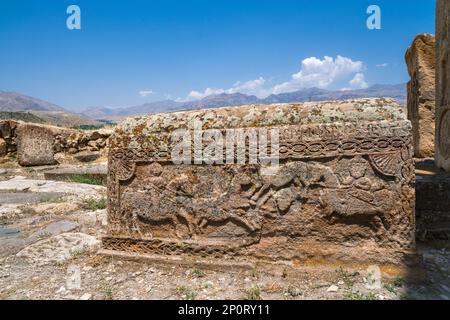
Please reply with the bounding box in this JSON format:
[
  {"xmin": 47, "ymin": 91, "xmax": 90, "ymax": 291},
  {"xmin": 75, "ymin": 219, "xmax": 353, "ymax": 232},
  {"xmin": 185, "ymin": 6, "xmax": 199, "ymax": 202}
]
[{"xmin": 104, "ymin": 99, "xmax": 415, "ymax": 265}]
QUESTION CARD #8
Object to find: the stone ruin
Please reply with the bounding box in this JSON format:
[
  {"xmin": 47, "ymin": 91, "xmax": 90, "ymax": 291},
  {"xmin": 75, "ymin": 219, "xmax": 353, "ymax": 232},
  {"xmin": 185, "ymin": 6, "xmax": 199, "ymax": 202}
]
[
  {"xmin": 403, "ymin": 2, "xmax": 450, "ymax": 241},
  {"xmin": 102, "ymin": 98, "xmax": 416, "ymax": 268},
  {"xmin": 17, "ymin": 123, "xmax": 57, "ymax": 166},
  {"xmin": 406, "ymin": 33, "xmax": 436, "ymax": 158},
  {"xmin": 0, "ymin": 120, "xmax": 111, "ymax": 166},
  {"xmin": 436, "ymin": 0, "xmax": 450, "ymax": 172}
]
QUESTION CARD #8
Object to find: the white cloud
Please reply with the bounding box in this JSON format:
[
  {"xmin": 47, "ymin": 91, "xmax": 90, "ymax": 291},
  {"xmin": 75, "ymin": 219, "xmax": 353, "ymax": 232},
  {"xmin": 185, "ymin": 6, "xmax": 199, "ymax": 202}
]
[
  {"xmin": 184, "ymin": 77, "xmax": 268, "ymax": 101},
  {"xmin": 186, "ymin": 88, "xmax": 225, "ymax": 101},
  {"xmin": 272, "ymin": 55, "xmax": 365, "ymax": 94},
  {"xmin": 182, "ymin": 55, "xmax": 368, "ymax": 101},
  {"xmin": 226, "ymin": 77, "xmax": 268, "ymax": 97},
  {"xmin": 376, "ymin": 63, "xmax": 388, "ymax": 68},
  {"xmin": 139, "ymin": 90, "xmax": 154, "ymax": 97},
  {"xmin": 348, "ymin": 72, "xmax": 368, "ymax": 89}
]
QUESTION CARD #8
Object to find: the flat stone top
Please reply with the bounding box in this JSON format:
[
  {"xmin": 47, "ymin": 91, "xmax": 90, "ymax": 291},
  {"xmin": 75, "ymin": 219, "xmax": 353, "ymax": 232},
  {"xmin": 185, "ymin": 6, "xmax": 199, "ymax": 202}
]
[
  {"xmin": 114, "ymin": 98, "xmax": 406, "ymax": 136},
  {"xmin": 43, "ymin": 164, "xmax": 107, "ymax": 176}
]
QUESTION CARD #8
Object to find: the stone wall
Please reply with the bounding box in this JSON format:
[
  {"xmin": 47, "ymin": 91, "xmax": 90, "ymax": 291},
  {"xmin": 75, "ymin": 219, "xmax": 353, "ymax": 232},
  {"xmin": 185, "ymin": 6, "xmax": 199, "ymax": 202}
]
[
  {"xmin": 0, "ymin": 120, "xmax": 18, "ymax": 157},
  {"xmin": 103, "ymin": 98, "xmax": 416, "ymax": 267},
  {"xmin": 436, "ymin": 0, "xmax": 450, "ymax": 171},
  {"xmin": 0, "ymin": 120, "xmax": 111, "ymax": 166},
  {"xmin": 405, "ymin": 33, "xmax": 436, "ymax": 158}
]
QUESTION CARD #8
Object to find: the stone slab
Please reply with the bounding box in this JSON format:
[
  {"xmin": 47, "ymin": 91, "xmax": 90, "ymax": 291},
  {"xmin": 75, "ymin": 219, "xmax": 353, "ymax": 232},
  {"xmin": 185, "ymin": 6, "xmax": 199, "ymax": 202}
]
[
  {"xmin": 43, "ymin": 164, "xmax": 107, "ymax": 185},
  {"xmin": 16, "ymin": 232, "xmax": 100, "ymax": 265},
  {"xmin": 0, "ymin": 220, "xmax": 79, "ymax": 258},
  {"xmin": 104, "ymin": 98, "xmax": 416, "ymax": 267},
  {"xmin": 0, "ymin": 177, "xmax": 105, "ymax": 196},
  {"xmin": 29, "ymin": 220, "xmax": 79, "ymax": 240},
  {"xmin": 0, "ymin": 228, "xmax": 21, "ymax": 238},
  {"xmin": 0, "ymin": 192, "xmax": 63, "ymax": 205},
  {"xmin": 98, "ymin": 249, "xmax": 420, "ymax": 278}
]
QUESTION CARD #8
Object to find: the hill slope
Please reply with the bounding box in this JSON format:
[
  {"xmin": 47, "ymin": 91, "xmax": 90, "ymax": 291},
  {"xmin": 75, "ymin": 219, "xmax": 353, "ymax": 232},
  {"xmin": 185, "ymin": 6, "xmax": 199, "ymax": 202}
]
[
  {"xmin": 0, "ymin": 91, "xmax": 65, "ymax": 112},
  {"xmin": 0, "ymin": 91, "xmax": 103, "ymax": 128}
]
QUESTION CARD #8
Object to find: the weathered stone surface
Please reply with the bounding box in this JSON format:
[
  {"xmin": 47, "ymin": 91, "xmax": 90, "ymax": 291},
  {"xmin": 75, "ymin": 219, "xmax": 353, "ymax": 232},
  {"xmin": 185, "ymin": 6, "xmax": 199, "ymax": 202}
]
[
  {"xmin": 16, "ymin": 232, "xmax": 100, "ymax": 265},
  {"xmin": 16, "ymin": 123, "xmax": 56, "ymax": 166},
  {"xmin": 0, "ymin": 120, "xmax": 18, "ymax": 153},
  {"xmin": 0, "ymin": 220, "xmax": 80, "ymax": 258},
  {"xmin": 0, "ymin": 177, "xmax": 105, "ymax": 196},
  {"xmin": 29, "ymin": 220, "xmax": 79, "ymax": 240},
  {"xmin": 0, "ymin": 120, "xmax": 111, "ymax": 163},
  {"xmin": 74, "ymin": 151, "xmax": 101, "ymax": 163},
  {"xmin": 0, "ymin": 227, "xmax": 21, "ymax": 238},
  {"xmin": 0, "ymin": 137, "xmax": 7, "ymax": 156},
  {"xmin": 436, "ymin": 0, "xmax": 450, "ymax": 171},
  {"xmin": 43, "ymin": 164, "xmax": 107, "ymax": 185},
  {"xmin": 406, "ymin": 33, "xmax": 436, "ymax": 158},
  {"xmin": 105, "ymin": 98, "xmax": 416, "ymax": 267},
  {"xmin": 0, "ymin": 192, "xmax": 63, "ymax": 205},
  {"xmin": 0, "ymin": 120, "xmax": 15, "ymax": 139}
]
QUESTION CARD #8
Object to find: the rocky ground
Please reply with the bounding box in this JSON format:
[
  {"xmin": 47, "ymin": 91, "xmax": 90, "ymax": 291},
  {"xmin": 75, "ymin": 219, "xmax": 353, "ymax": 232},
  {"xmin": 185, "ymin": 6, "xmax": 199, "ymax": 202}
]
[{"xmin": 0, "ymin": 162, "xmax": 449, "ymax": 300}]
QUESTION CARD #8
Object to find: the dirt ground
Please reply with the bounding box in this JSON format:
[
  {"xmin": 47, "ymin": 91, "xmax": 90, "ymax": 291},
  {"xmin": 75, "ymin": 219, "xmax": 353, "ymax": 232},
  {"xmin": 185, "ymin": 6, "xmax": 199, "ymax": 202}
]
[{"xmin": 0, "ymin": 162, "xmax": 449, "ymax": 300}]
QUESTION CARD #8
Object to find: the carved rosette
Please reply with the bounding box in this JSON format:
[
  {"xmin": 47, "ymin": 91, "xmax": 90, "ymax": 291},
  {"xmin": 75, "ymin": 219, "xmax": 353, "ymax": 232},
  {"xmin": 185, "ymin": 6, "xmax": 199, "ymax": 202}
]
[{"xmin": 107, "ymin": 151, "xmax": 137, "ymax": 235}]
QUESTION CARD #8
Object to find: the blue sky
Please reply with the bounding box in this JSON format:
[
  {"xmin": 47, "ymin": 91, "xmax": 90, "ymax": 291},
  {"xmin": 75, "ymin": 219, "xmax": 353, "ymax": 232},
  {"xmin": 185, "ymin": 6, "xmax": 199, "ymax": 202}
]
[{"xmin": 0, "ymin": 0, "xmax": 435, "ymax": 111}]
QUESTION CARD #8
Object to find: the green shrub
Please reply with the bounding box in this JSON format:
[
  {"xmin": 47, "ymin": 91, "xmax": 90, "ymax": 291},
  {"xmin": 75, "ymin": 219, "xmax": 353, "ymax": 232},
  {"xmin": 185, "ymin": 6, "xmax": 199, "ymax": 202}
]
[
  {"xmin": 81, "ymin": 197, "xmax": 107, "ymax": 210},
  {"xmin": 68, "ymin": 174, "xmax": 104, "ymax": 186}
]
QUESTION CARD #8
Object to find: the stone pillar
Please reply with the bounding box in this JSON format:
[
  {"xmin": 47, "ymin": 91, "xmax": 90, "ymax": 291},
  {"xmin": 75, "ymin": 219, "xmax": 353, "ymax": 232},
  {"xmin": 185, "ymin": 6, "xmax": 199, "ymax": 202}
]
[
  {"xmin": 405, "ymin": 33, "xmax": 436, "ymax": 158},
  {"xmin": 436, "ymin": 0, "xmax": 450, "ymax": 171}
]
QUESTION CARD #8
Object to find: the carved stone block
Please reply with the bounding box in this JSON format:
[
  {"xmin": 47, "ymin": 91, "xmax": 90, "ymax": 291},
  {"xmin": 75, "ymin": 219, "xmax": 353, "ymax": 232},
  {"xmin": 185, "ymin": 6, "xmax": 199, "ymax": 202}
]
[
  {"xmin": 17, "ymin": 123, "xmax": 56, "ymax": 166},
  {"xmin": 105, "ymin": 98, "xmax": 416, "ymax": 267},
  {"xmin": 436, "ymin": 0, "xmax": 450, "ymax": 171}
]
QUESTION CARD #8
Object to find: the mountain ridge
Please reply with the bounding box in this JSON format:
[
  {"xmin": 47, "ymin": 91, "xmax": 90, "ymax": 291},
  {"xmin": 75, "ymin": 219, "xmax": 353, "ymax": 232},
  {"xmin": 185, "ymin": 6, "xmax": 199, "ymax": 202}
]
[
  {"xmin": 81, "ymin": 83, "xmax": 407, "ymax": 120},
  {"xmin": 0, "ymin": 91, "xmax": 65, "ymax": 112},
  {"xmin": 1, "ymin": 84, "xmax": 407, "ymax": 123},
  {"xmin": 0, "ymin": 91, "xmax": 103, "ymax": 128}
]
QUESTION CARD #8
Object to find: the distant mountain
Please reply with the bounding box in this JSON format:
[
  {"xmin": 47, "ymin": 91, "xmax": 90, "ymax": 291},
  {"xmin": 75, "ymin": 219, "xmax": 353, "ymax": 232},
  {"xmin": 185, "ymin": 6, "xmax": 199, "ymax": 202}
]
[
  {"xmin": 260, "ymin": 87, "xmax": 331, "ymax": 104},
  {"xmin": 81, "ymin": 100, "xmax": 183, "ymax": 120},
  {"xmin": 183, "ymin": 93, "xmax": 260, "ymax": 110},
  {"xmin": 80, "ymin": 93, "xmax": 259, "ymax": 120},
  {"xmin": 120, "ymin": 100, "xmax": 182, "ymax": 115},
  {"xmin": 82, "ymin": 84, "xmax": 406, "ymax": 120},
  {"xmin": 341, "ymin": 84, "xmax": 407, "ymax": 103},
  {"xmin": 0, "ymin": 91, "xmax": 103, "ymax": 128},
  {"xmin": 0, "ymin": 91, "xmax": 65, "ymax": 112},
  {"xmin": 261, "ymin": 84, "xmax": 407, "ymax": 104}
]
